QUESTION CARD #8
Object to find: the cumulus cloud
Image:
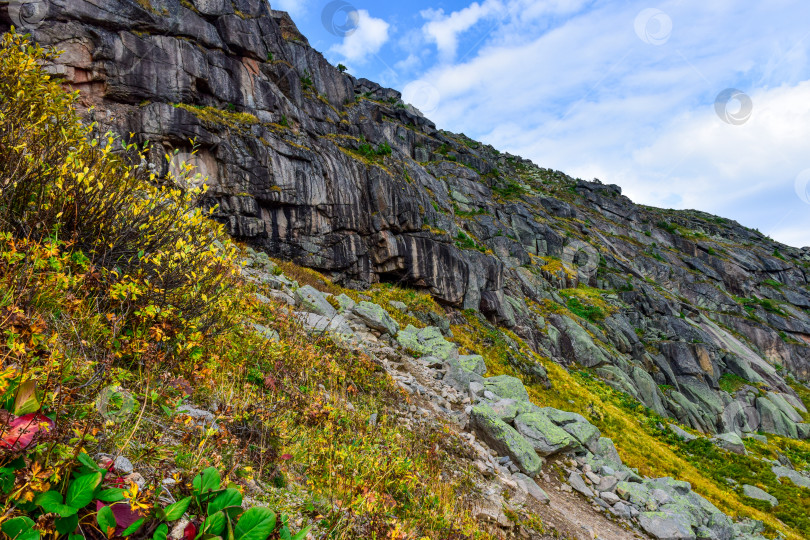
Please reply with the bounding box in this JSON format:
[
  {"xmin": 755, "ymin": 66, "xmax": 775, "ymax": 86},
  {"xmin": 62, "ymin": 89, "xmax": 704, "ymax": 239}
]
[
  {"xmin": 421, "ymin": 0, "xmax": 505, "ymax": 61},
  {"xmin": 407, "ymin": 0, "xmax": 810, "ymax": 247},
  {"xmin": 330, "ymin": 10, "xmax": 390, "ymax": 63}
]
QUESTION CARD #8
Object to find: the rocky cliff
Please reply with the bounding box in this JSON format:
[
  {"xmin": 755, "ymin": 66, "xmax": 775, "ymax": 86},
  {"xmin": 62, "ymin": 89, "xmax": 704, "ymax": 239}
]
[{"xmin": 7, "ymin": 0, "xmax": 810, "ymax": 443}]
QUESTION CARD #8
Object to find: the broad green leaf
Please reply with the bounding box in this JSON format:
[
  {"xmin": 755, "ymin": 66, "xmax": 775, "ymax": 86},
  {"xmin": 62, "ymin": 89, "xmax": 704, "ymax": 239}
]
[
  {"xmin": 96, "ymin": 488, "xmax": 126, "ymax": 502},
  {"xmin": 201, "ymin": 511, "xmax": 226, "ymax": 537},
  {"xmin": 66, "ymin": 472, "xmax": 102, "ymax": 509},
  {"xmin": 152, "ymin": 523, "xmax": 169, "ymax": 540},
  {"xmin": 77, "ymin": 452, "xmax": 106, "ymax": 473},
  {"xmin": 208, "ymin": 488, "xmax": 243, "ymax": 518},
  {"xmin": 163, "ymin": 496, "xmax": 192, "ymax": 521},
  {"xmin": 55, "ymin": 514, "xmax": 79, "ymax": 536},
  {"xmin": 234, "ymin": 507, "xmax": 276, "ymax": 540},
  {"xmin": 13, "ymin": 380, "xmax": 39, "ymax": 415},
  {"xmin": 193, "ymin": 467, "xmax": 221, "ymax": 499},
  {"xmin": 0, "ymin": 467, "xmax": 15, "ymax": 494},
  {"xmin": 2, "ymin": 516, "xmax": 37, "ymax": 539},
  {"xmin": 97, "ymin": 505, "xmax": 117, "ymax": 538},
  {"xmin": 291, "ymin": 526, "xmax": 312, "ymax": 540},
  {"xmin": 34, "ymin": 490, "xmax": 77, "ymax": 517},
  {"xmin": 122, "ymin": 517, "xmax": 145, "ymax": 536}
]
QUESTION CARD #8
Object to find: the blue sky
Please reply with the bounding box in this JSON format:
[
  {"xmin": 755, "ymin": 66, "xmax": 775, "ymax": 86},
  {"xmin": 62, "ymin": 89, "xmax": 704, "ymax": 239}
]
[{"xmin": 275, "ymin": 0, "xmax": 810, "ymax": 248}]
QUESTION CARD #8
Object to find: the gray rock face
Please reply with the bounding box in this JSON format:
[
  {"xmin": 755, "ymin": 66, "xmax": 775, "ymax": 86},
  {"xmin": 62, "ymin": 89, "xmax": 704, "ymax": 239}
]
[{"xmin": 757, "ymin": 397, "xmax": 798, "ymax": 438}]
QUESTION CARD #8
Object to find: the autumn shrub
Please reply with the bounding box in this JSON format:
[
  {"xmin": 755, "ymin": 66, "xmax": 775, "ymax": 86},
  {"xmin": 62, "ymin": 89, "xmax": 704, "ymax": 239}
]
[{"xmin": 0, "ymin": 32, "xmax": 239, "ymax": 367}]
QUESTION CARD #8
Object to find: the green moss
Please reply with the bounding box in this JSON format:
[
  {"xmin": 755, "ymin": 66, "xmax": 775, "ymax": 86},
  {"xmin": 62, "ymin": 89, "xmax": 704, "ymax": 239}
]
[
  {"xmin": 174, "ymin": 103, "xmax": 258, "ymax": 129},
  {"xmin": 718, "ymin": 373, "xmax": 752, "ymax": 394}
]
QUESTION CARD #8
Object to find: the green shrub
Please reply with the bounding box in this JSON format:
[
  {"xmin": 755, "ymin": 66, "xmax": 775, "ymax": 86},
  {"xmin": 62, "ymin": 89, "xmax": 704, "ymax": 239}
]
[{"xmin": 656, "ymin": 220, "xmax": 678, "ymax": 234}]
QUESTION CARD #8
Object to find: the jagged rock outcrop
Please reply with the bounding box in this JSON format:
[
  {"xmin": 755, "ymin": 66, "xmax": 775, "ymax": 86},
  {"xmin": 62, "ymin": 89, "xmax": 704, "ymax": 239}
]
[{"xmin": 7, "ymin": 0, "xmax": 810, "ymax": 440}]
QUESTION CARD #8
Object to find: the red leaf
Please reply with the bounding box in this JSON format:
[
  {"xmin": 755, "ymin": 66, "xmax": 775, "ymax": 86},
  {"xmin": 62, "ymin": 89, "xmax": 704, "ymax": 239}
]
[
  {"xmin": 280, "ymin": 454, "xmax": 293, "ymax": 461},
  {"xmin": 183, "ymin": 521, "xmax": 198, "ymax": 540},
  {"xmin": 0, "ymin": 413, "xmax": 54, "ymax": 450},
  {"xmin": 96, "ymin": 501, "xmax": 145, "ymax": 534}
]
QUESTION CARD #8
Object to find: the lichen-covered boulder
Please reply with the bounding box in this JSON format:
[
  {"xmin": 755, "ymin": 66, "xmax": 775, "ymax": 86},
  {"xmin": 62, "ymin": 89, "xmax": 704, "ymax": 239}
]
[
  {"xmin": 294, "ymin": 285, "xmax": 336, "ymax": 318},
  {"xmin": 470, "ymin": 404, "xmax": 543, "ymax": 476},
  {"xmin": 489, "ymin": 399, "xmax": 535, "ymax": 422},
  {"xmin": 514, "ymin": 412, "xmax": 578, "ymax": 456},
  {"xmin": 560, "ymin": 419, "xmax": 601, "ymax": 452},
  {"xmin": 397, "ymin": 325, "xmax": 458, "ymax": 360},
  {"xmin": 352, "ymin": 301, "xmax": 400, "ymax": 336},
  {"xmin": 637, "ymin": 511, "xmax": 696, "ymax": 540},
  {"xmin": 483, "ymin": 375, "xmax": 531, "ymax": 402}
]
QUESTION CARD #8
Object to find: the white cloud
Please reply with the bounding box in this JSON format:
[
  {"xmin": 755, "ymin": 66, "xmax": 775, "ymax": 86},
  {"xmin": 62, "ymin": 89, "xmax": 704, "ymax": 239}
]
[
  {"xmin": 395, "ymin": 53, "xmax": 421, "ymax": 73},
  {"xmin": 330, "ymin": 10, "xmax": 390, "ymax": 63},
  {"xmin": 421, "ymin": 1, "xmax": 505, "ymax": 61},
  {"xmin": 274, "ymin": 0, "xmax": 308, "ymax": 17},
  {"xmin": 404, "ymin": 0, "xmax": 810, "ymax": 247}
]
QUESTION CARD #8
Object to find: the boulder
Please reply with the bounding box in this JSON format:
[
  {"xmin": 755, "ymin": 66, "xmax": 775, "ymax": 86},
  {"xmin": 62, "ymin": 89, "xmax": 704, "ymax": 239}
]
[
  {"xmin": 616, "ymin": 481, "xmax": 653, "ymax": 506},
  {"xmin": 294, "ymin": 312, "xmax": 353, "ymax": 336},
  {"xmin": 352, "ymin": 301, "xmax": 400, "ymax": 336},
  {"xmin": 489, "ymin": 399, "xmax": 535, "ymax": 422},
  {"xmin": 541, "ymin": 407, "xmax": 590, "ymax": 426},
  {"xmin": 512, "ymin": 472, "xmax": 550, "ymax": 504},
  {"xmin": 568, "ymin": 472, "xmax": 593, "ymax": 497},
  {"xmin": 294, "ymin": 285, "xmax": 336, "ymax": 318},
  {"xmin": 668, "ymin": 424, "xmax": 697, "ymax": 442},
  {"xmin": 335, "ymin": 294, "xmax": 356, "ymax": 313},
  {"xmin": 771, "ymin": 465, "xmax": 810, "ymax": 489},
  {"xmin": 594, "ymin": 437, "xmax": 622, "ymax": 466},
  {"xmin": 252, "ymin": 323, "xmax": 280, "ymax": 342},
  {"xmin": 470, "ymin": 404, "xmax": 543, "ymax": 476},
  {"xmin": 757, "ymin": 397, "xmax": 799, "ymax": 438},
  {"xmin": 514, "ymin": 412, "xmax": 578, "ymax": 456},
  {"xmin": 711, "ymin": 433, "xmax": 747, "ymax": 455},
  {"xmin": 638, "ymin": 511, "xmax": 696, "ymax": 540},
  {"xmin": 458, "ymin": 354, "xmax": 487, "ymax": 375},
  {"xmin": 561, "ymin": 419, "xmax": 601, "ymax": 452},
  {"xmin": 397, "ymin": 325, "xmax": 458, "ymax": 360},
  {"xmin": 483, "ymin": 375, "xmax": 531, "ymax": 402},
  {"xmin": 444, "ymin": 357, "xmax": 486, "ymax": 393},
  {"xmin": 741, "ymin": 485, "xmax": 778, "ymax": 507}
]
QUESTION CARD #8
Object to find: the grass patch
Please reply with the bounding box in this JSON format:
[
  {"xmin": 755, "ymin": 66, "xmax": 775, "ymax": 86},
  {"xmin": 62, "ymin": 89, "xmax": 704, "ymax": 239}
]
[{"xmin": 718, "ymin": 373, "xmax": 753, "ymax": 394}]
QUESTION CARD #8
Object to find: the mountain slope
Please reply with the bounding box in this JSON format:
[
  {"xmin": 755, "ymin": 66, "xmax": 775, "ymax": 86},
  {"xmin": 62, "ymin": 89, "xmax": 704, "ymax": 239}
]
[{"xmin": 3, "ymin": 0, "xmax": 810, "ymax": 538}]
